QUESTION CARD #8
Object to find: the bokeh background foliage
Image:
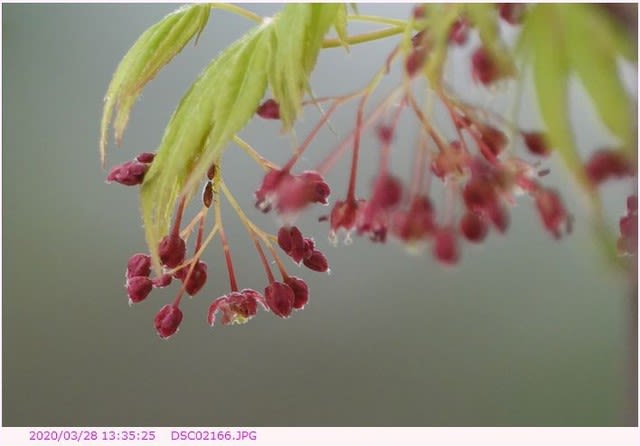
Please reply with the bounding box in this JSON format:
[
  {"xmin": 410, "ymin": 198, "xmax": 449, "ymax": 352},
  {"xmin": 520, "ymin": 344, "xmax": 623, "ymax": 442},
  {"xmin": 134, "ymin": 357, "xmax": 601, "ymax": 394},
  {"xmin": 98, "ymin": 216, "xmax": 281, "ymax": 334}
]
[{"xmin": 3, "ymin": 4, "xmax": 637, "ymax": 426}]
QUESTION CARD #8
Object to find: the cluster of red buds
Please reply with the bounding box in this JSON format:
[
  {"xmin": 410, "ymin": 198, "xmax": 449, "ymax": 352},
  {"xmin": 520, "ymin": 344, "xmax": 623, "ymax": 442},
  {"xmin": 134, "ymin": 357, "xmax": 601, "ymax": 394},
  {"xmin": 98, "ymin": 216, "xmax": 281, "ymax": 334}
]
[
  {"xmin": 106, "ymin": 152, "xmax": 155, "ymax": 186},
  {"xmin": 107, "ymin": 144, "xmax": 332, "ymax": 338},
  {"xmin": 254, "ymin": 168, "xmax": 330, "ymax": 217},
  {"xmin": 321, "ymin": 108, "xmax": 573, "ymax": 265},
  {"xmin": 409, "ymin": 3, "xmax": 524, "ymax": 86},
  {"xmin": 106, "ymin": 3, "xmax": 636, "ymax": 339}
]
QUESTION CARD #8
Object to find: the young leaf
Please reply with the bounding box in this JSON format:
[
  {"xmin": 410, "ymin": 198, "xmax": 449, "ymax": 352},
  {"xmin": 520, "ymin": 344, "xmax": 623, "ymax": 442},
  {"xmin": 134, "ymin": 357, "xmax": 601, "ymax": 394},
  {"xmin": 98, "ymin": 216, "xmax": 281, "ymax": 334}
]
[
  {"xmin": 267, "ymin": 4, "xmax": 312, "ymax": 130},
  {"xmin": 141, "ymin": 24, "xmax": 271, "ymax": 272},
  {"xmin": 267, "ymin": 4, "xmax": 341, "ymax": 130},
  {"xmin": 99, "ymin": 4, "xmax": 210, "ymax": 164},
  {"xmin": 518, "ymin": 4, "xmax": 636, "ymax": 188},
  {"xmin": 527, "ymin": 5, "xmax": 591, "ymax": 192},
  {"xmin": 564, "ymin": 4, "xmax": 634, "ymax": 153}
]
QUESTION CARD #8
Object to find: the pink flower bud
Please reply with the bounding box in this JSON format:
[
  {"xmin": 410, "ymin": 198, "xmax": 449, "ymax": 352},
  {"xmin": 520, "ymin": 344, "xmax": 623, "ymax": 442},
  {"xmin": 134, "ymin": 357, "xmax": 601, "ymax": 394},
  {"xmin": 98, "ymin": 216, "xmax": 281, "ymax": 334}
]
[
  {"xmin": 126, "ymin": 253, "xmax": 151, "ymax": 279},
  {"xmin": 277, "ymin": 226, "xmax": 293, "ymax": 253},
  {"xmin": 302, "ymin": 238, "xmax": 315, "ymax": 260},
  {"xmin": 277, "ymin": 171, "xmax": 331, "ymax": 213},
  {"xmin": 534, "ymin": 188, "xmax": 567, "ymax": 239},
  {"xmin": 135, "ymin": 152, "xmax": 156, "ymax": 163},
  {"xmin": 158, "ymin": 234, "xmax": 186, "ymax": 268},
  {"xmin": 183, "ymin": 261, "xmax": 207, "ymax": 296},
  {"xmin": 265, "ymin": 282, "xmax": 295, "ymax": 318},
  {"xmin": 460, "ymin": 212, "xmax": 488, "ymax": 243},
  {"xmin": 433, "ymin": 228, "xmax": 460, "ymax": 265},
  {"xmin": 302, "ymin": 172, "xmax": 331, "ymax": 205},
  {"xmin": 585, "ymin": 149, "xmax": 635, "ymax": 184},
  {"xmin": 256, "ymin": 99, "xmax": 280, "ymax": 120},
  {"xmin": 284, "ymin": 276, "xmax": 309, "ymax": 310},
  {"xmin": 478, "ymin": 125, "xmax": 507, "ymax": 160},
  {"xmin": 303, "ymin": 249, "xmax": 329, "ymax": 273},
  {"xmin": 498, "ymin": 3, "xmax": 526, "ymax": 25},
  {"xmin": 277, "ymin": 226, "xmax": 306, "ymax": 264},
  {"xmin": 106, "ymin": 160, "xmax": 148, "ymax": 186},
  {"xmin": 449, "ymin": 19, "xmax": 469, "ymax": 45},
  {"xmin": 127, "ymin": 276, "xmax": 153, "ymax": 303},
  {"xmin": 471, "ymin": 46, "xmax": 499, "ymax": 86},
  {"xmin": 154, "ymin": 304, "xmax": 183, "ymax": 339},
  {"xmin": 522, "ymin": 132, "xmax": 550, "ymax": 157}
]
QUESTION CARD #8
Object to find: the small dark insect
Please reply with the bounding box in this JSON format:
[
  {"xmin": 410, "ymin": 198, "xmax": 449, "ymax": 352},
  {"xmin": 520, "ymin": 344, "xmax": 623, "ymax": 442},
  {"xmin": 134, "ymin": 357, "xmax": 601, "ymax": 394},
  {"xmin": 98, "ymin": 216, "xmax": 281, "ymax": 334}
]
[
  {"xmin": 207, "ymin": 164, "xmax": 217, "ymax": 181},
  {"xmin": 203, "ymin": 181, "xmax": 213, "ymax": 208}
]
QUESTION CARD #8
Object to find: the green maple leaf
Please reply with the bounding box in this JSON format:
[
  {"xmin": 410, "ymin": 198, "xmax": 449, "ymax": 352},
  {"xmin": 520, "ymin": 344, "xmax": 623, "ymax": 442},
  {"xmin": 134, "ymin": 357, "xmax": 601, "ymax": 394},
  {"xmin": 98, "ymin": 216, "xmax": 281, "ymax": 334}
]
[
  {"xmin": 125, "ymin": 4, "xmax": 345, "ymax": 271},
  {"xmin": 517, "ymin": 4, "xmax": 636, "ymax": 269},
  {"xmin": 99, "ymin": 4, "xmax": 211, "ymax": 164}
]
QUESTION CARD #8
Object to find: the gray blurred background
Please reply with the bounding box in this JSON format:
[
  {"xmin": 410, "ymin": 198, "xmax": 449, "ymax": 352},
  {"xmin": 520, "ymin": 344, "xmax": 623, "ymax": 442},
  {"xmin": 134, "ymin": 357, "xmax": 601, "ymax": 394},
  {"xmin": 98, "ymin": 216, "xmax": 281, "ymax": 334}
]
[{"xmin": 3, "ymin": 4, "xmax": 637, "ymax": 426}]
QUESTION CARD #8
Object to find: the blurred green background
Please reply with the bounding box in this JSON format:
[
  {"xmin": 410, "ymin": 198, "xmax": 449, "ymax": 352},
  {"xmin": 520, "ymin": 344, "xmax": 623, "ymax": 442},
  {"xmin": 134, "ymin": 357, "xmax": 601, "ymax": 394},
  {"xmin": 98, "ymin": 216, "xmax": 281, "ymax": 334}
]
[{"xmin": 2, "ymin": 4, "xmax": 636, "ymax": 426}]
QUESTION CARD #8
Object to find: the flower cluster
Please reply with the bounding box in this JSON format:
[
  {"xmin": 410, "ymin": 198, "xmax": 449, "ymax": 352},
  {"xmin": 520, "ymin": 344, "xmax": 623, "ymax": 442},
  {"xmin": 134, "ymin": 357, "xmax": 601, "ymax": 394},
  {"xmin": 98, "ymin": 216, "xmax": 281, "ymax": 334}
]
[
  {"xmin": 322, "ymin": 110, "xmax": 571, "ymax": 265},
  {"xmin": 277, "ymin": 226, "xmax": 329, "ymax": 272},
  {"xmin": 106, "ymin": 152, "xmax": 155, "ymax": 186},
  {"xmin": 105, "ymin": 3, "xmax": 636, "ymax": 339},
  {"xmin": 255, "ymin": 168, "xmax": 330, "ymax": 216},
  {"xmin": 107, "ymin": 148, "xmax": 330, "ymax": 338}
]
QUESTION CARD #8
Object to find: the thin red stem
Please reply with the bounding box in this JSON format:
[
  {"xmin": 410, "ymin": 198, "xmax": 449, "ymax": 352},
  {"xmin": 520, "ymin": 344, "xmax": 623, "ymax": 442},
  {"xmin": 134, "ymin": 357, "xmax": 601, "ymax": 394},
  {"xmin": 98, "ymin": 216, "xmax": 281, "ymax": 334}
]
[
  {"xmin": 443, "ymin": 181, "xmax": 458, "ymax": 227},
  {"xmin": 266, "ymin": 244, "xmax": 289, "ymax": 280},
  {"xmin": 379, "ymin": 97, "xmax": 406, "ymax": 174},
  {"xmin": 283, "ymin": 99, "xmax": 343, "ymax": 172},
  {"xmin": 195, "ymin": 212, "xmax": 205, "ymax": 250},
  {"xmin": 409, "ymin": 133, "xmax": 427, "ymax": 199},
  {"xmin": 346, "ymin": 95, "xmax": 368, "ymax": 201},
  {"xmin": 218, "ymin": 223, "xmax": 239, "ymax": 292},
  {"xmin": 252, "ymin": 238, "xmax": 275, "ymax": 284},
  {"xmin": 173, "ymin": 214, "xmax": 207, "ymax": 307},
  {"xmin": 407, "ymin": 93, "xmax": 447, "ymax": 152},
  {"xmin": 316, "ymin": 90, "xmax": 399, "ymax": 176},
  {"xmin": 171, "ymin": 196, "xmax": 187, "ymax": 237}
]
